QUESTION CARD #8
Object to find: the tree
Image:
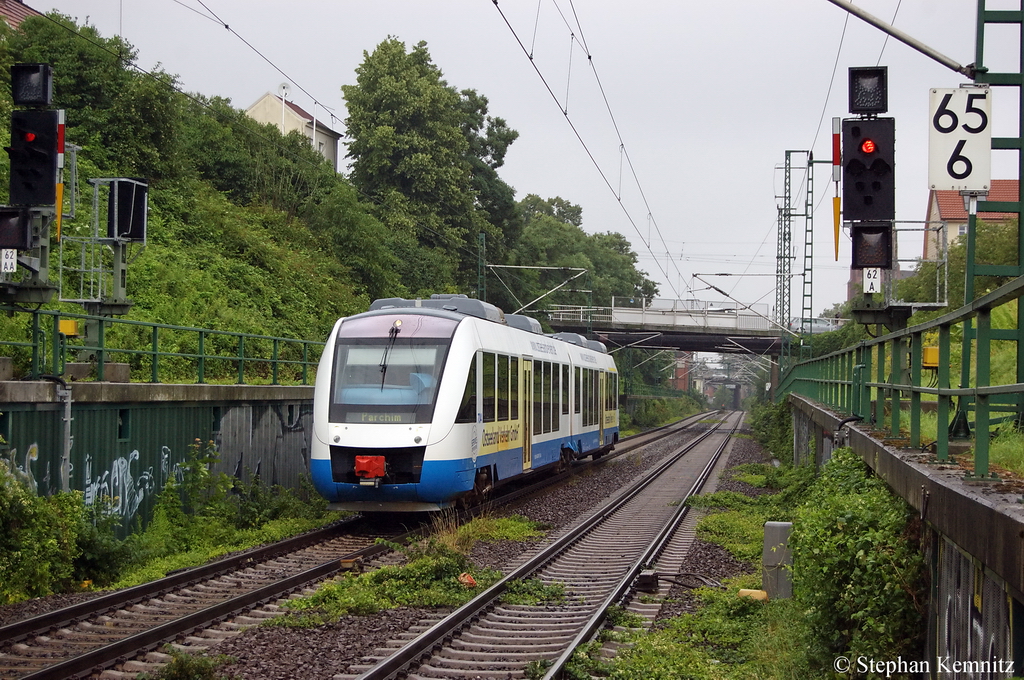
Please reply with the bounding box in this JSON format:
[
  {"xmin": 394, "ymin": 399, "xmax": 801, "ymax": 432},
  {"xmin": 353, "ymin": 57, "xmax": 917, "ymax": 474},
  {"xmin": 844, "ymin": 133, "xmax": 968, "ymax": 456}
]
[
  {"xmin": 503, "ymin": 195, "xmax": 658, "ymax": 312},
  {"xmin": 459, "ymin": 89, "xmax": 522, "ymax": 265},
  {"xmin": 342, "ymin": 38, "xmax": 487, "ymax": 295},
  {"xmin": 10, "ymin": 15, "xmax": 184, "ymax": 181},
  {"xmin": 898, "ymin": 218, "xmax": 1019, "ymax": 321}
]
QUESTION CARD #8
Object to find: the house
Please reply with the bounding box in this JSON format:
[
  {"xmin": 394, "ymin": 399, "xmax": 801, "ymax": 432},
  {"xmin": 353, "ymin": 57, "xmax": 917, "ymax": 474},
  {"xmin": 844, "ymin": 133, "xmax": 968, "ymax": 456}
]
[
  {"xmin": 922, "ymin": 179, "xmax": 1019, "ymax": 260},
  {"xmin": 246, "ymin": 93, "xmax": 341, "ymax": 171},
  {"xmin": 0, "ymin": 0, "xmax": 41, "ymax": 27}
]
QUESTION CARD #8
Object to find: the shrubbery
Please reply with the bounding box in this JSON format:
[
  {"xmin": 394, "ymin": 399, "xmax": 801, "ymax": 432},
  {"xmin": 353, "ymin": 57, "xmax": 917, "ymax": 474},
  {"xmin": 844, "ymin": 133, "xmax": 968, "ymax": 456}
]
[
  {"xmin": 0, "ymin": 440, "xmax": 336, "ymax": 602},
  {"xmin": 747, "ymin": 400, "xmax": 792, "ymax": 460},
  {"xmin": 0, "ymin": 465, "xmax": 84, "ymax": 603},
  {"xmin": 790, "ymin": 447, "xmax": 926, "ymax": 665}
]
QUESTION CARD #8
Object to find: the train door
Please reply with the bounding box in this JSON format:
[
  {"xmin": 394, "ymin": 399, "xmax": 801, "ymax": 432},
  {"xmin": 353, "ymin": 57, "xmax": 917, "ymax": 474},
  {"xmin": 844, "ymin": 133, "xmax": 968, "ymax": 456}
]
[
  {"xmin": 522, "ymin": 357, "xmax": 532, "ymax": 470},
  {"xmin": 598, "ymin": 371, "xmax": 606, "ymax": 446}
]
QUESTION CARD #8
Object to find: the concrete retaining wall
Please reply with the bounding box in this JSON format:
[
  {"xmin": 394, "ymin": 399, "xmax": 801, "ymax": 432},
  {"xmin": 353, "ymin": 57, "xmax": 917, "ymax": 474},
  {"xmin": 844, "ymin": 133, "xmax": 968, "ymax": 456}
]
[{"xmin": 0, "ymin": 381, "xmax": 313, "ymax": 531}]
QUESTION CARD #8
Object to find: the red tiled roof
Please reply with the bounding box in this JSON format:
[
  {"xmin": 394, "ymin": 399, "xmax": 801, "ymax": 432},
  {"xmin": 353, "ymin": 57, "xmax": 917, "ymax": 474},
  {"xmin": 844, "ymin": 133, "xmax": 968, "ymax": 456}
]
[
  {"xmin": 0, "ymin": 0, "xmax": 42, "ymax": 27},
  {"xmin": 933, "ymin": 179, "xmax": 1019, "ymax": 222},
  {"xmin": 271, "ymin": 95, "xmax": 340, "ymax": 136}
]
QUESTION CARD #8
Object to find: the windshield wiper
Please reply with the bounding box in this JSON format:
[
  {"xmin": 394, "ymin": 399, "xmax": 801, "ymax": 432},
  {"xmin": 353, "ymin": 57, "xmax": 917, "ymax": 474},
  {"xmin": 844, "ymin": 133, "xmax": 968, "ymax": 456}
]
[{"xmin": 379, "ymin": 320, "xmax": 402, "ymax": 390}]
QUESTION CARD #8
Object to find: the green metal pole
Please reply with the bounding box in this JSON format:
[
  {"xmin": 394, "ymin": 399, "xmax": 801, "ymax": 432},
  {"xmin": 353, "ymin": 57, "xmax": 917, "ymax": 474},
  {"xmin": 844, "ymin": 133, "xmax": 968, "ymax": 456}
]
[
  {"xmin": 936, "ymin": 324, "xmax": 951, "ymax": 461},
  {"xmin": 973, "ymin": 308, "xmax": 993, "ymax": 479},
  {"xmin": 910, "ymin": 332, "xmax": 922, "ymax": 449}
]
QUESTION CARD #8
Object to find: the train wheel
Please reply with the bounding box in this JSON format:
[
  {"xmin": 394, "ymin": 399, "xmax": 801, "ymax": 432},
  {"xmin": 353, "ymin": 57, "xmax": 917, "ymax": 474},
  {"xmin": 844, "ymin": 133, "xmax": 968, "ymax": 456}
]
[
  {"xmin": 460, "ymin": 467, "xmax": 493, "ymax": 509},
  {"xmin": 556, "ymin": 449, "xmax": 574, "ymax": 473}
]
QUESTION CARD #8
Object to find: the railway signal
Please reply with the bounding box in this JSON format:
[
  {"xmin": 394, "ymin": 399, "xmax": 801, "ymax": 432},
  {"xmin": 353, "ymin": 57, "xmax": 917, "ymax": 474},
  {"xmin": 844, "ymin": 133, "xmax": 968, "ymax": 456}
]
[
  {"xmin": 842, "ymin": 117, "xmax": 895, "ymax": 222},
  {"xmin": 7, "ymin": 109, "xmax": 59, "ymax": 206}
]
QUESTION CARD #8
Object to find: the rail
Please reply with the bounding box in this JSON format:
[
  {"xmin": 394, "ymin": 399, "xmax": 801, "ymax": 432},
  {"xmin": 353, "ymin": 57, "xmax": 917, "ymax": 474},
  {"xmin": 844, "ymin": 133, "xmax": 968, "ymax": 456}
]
[
  {"xmin": 777, "ymin": 275, "xmax": 1024, "ymax": 480},
  {"xmin": 0, "ymin": 307, "xmax": 324, "ymax": 385}
]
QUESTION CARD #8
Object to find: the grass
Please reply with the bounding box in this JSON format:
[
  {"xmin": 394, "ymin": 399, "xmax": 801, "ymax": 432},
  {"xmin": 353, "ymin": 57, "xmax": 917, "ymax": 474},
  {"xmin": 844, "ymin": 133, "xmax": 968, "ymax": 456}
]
[
  {"xmin": 429, "ymin": 512, "xmax": 546, "ymax": 554},
  {"xmin": 570, "ymin": 462, "xmax": 822, "ymax": 679},
  {"xmin": 272, "ymin": 512, "xmax": 547, "ymax": 627},
  {"xmin": 275, "ymin": 544, "xmax": 502, "ymax": 626},
  {"xmin": 109, "ymin": 515, "xmax": 342, "ymax": 589}
]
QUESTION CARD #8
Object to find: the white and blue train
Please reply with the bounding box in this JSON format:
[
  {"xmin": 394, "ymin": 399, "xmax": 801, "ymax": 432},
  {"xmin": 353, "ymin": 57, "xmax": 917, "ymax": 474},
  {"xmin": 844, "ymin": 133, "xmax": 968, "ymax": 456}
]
[{"xmin": 311, "ymin": 295, "xmax": 619, "ymax": 511}]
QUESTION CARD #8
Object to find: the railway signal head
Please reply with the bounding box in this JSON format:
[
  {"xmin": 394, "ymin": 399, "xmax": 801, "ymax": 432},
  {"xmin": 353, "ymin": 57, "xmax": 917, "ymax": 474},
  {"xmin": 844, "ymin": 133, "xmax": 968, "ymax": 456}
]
[
  {"xmin": 0, "ymin": 207, "xmax": 31, "ymax": 250},
  {"xmin": 11, "ymin": 63, "xmax": 52, "ymax": 107},
  {"xmin": 842, "ymin": 117, "xmax": 895, "ymax": 222},
  {"xmin": 850, "ymin": 221, "xmax": 893, "ymax": 269},
  {"xmin": 7, "ymin": 109, "xmax": 59, "ymax": 206},
  {"xmin": 849, "ymin": 66, "xmax": 888, "ymax": 115}
]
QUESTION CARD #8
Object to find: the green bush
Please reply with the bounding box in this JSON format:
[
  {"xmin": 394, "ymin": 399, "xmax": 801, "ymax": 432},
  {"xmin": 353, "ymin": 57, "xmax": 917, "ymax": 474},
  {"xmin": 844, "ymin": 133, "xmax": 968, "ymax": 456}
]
[
  {"xmin": 789, "ymin": 448, "xmax": 926, "ymax": 665},
  {"xmin": 748, "ymin": 400, "xmax": 792, "ymax": 460},
  {"xmin": 0, "ymin": 464, "xmax": 84, "ymax": 602}
]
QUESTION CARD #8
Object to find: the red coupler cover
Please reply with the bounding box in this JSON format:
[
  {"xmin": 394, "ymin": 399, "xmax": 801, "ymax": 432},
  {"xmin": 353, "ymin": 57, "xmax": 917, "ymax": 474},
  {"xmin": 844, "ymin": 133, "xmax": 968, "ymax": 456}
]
[{"xmin": 354, "ymin": 455, "xmax": 386, "ymax": 478}]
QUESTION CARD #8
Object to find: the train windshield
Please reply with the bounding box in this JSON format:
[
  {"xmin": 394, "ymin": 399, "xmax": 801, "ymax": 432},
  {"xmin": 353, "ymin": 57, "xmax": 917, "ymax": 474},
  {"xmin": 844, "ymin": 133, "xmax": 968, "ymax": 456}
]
[{"xmin": 329, "ymin": 315, "xmax": 456, "ymax": 424}]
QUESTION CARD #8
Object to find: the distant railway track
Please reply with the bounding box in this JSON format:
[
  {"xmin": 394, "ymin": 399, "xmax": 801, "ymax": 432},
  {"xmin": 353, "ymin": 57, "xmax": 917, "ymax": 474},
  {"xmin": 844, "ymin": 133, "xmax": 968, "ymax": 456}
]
[
  {"xmin": 344, "ymin": 411, "xmax": 741, "ymax": 679},
  {"xmin": 0, "ymin": 411, "xmax": 721, "ymax": 680}
]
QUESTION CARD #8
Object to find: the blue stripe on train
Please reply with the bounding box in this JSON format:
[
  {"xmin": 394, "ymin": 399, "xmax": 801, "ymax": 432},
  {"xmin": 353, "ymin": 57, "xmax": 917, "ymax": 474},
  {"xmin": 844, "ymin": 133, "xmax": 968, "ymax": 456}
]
[{"xmin": 310, "ymin": 428, "xmax": 618, "ymax": 505}]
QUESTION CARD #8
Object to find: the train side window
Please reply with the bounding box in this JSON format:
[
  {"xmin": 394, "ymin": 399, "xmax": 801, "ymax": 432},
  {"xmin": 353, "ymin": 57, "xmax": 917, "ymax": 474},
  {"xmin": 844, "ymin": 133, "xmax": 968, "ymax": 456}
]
[
  {"xmin": 575, "ymin": 367, "xmax": 582, "ymax": 414},
  {"xmin": 550, "ymin": 362, "xmax": 559, "ymax": 431},
  {"xmin": 510, "ymin": 357, "xmax": 519, "ymax": 420},
  {"xmin": 561, "ymin": 364, "xmax": 569, "ymax": 416},
  {"xmin": 541, "ymin": 361, "xmax": 551, "ymax": 433},
  {"xmin": 584, "ymin": 369, "xmax": 591, "ymax": 427},
  {"xmin": 455, "ymin": 354, "xmax": 477, "ymax": 423},
  {"xmin": 483, "ymin": 352, "xmax": 496, "ymax": 422},
  {"xmin": 533, "ymin": 360, "xmax": 543, "ymax": 436},
  {"xmin": 592, "ymin": 370, "xmax": 600, "ymax": 425},
  {"xmin": 498, "ymin": 354, "xmax": 509, "ymax": 421}
]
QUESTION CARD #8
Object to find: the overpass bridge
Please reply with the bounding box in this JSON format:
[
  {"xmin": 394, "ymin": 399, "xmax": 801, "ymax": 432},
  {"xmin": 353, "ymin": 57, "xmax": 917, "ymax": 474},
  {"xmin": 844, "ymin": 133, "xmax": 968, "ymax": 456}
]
[{"xmin": 546, "ymin": 297, "xmax": 786, "ymax": 355}]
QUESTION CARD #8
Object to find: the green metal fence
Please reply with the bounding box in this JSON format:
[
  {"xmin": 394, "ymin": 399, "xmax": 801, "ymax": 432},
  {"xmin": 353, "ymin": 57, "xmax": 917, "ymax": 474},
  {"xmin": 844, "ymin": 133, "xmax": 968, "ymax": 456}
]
[
  {"xmin": 777, "ymin": 276, "xmax": 1024, "ymax": 480},
  {"xmin": 0, "ymin": 308, "xmax": 325, "ymax": 385}
]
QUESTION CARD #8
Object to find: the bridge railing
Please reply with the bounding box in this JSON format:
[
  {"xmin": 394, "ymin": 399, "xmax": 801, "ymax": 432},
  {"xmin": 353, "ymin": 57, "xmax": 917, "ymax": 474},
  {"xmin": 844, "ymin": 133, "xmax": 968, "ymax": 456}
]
[
  {"xmin": 777, "ymin": 276, "xmax": 1024, "ymax": 480},
  {"xmin": 1, "ymin": 308, "xmax": 325, "ymax": 385},
  {"xmin": 548, "ymin": 298, "xmax": 776, "ymax": 331}
]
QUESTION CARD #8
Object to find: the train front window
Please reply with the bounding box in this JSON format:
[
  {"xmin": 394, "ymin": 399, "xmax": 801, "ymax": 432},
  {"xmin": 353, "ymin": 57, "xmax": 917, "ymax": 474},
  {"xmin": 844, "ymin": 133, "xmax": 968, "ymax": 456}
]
[{"xmin": 331, "ymin": 339, "xmax": 451, "ymax": 424}]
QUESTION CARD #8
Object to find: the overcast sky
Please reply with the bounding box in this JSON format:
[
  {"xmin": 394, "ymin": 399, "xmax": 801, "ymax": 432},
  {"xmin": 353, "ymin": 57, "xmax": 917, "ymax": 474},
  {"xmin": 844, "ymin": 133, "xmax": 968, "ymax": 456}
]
[{"xmin": 40, "ymin": 1, "xmax": 1018, "ymax": 317}]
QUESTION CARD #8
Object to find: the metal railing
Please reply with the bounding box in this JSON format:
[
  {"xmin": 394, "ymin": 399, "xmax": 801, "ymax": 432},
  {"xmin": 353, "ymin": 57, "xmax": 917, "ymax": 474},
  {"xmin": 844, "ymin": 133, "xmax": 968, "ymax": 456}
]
[
  {"xmin": 0, "ymin": 308, "xmax": 324, "ymax": 385},
  {"xmin": 548, "ymin": 297, "xmax": 776, "ymax": 331},
  {"xmin": 777, "ymin": 275, "xmax": 1024, "ymax": 479}
]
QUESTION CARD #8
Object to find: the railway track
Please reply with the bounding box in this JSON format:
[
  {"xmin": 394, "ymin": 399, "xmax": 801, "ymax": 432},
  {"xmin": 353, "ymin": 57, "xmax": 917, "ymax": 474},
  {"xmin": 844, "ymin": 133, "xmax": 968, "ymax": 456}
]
[
  {"xmin": 344, "ymin": 411, "xmax": 741, "ymax": 679},
  {"xmin": 0, "ymin": 411, "xmax": 722, "ymax": 679}
]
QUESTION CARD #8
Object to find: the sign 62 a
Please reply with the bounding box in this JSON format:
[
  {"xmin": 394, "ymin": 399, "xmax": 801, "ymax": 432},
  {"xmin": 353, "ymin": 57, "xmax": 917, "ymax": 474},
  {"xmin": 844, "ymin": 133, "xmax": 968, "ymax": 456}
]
[{"xmin": 928, "ymin": 87, "xmax": 991, "ymax": 192}]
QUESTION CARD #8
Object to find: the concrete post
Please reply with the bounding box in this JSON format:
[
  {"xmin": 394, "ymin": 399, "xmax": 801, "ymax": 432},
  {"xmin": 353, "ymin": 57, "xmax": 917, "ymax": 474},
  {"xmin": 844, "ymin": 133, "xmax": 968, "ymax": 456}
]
[{"xmin": 763, "ymin": 521, "xmax": 793, "ymax": 599}]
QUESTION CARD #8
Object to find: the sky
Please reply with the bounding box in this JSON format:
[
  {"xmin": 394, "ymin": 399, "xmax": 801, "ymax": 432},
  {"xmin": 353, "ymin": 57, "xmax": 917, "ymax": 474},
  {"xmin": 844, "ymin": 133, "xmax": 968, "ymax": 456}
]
[{"xmin": 38, "ymin": 1, "xmax": 1021, "ymax": 319}]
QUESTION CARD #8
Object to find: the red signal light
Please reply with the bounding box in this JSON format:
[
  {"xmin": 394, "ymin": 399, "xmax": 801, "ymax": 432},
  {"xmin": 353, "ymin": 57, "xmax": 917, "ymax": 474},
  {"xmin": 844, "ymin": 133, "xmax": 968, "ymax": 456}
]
[{"xmin": 860, "ymin": 138, "xmax": 876, "ymax": 154}]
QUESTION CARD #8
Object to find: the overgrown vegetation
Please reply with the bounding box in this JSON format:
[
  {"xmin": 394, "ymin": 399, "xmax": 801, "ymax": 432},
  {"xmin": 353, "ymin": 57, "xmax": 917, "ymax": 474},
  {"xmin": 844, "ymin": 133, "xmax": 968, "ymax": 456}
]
[
  {"xmin": 790, "ymin": 448, "xmax": 926, "ymax": 666},
  {"xmin": 0, "ymin": 439, "xmax": 338, "ymax": 602},
  {"xmin": 139, "ymin": 647, "xmax": 236, "ymax": 680},
  {"xmin": 278, "ymin": 543, "xmax": 501, "ymax": 626},
  {"xmin": 747, "ymin": 400, "xmax": 793, "ymax": 461},
  {"xmin": 620, "ymin": 394, "xmax": 704, "ymax": 433},
  {"xmin": 0, "ymin": 16, "xmax": 673, "ymax": 389},
  {"xmin": 581, "ymin": 442, "xmax": 925, "ymax": 677}
]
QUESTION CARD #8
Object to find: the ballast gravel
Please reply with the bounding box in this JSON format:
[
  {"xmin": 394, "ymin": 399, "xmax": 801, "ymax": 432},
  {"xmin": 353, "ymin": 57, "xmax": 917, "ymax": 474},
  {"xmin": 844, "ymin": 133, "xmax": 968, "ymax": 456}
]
[{"xmin": 0, "ymin": 421, "xmax": 775, "ymax": 680}]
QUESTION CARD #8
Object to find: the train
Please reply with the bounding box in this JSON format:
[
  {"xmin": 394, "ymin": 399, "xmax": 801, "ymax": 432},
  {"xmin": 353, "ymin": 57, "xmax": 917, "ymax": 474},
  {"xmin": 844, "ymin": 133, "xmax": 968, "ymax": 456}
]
[{"xmin": 310, "ymin": 294, "xmax": 619, "ymax": 511}]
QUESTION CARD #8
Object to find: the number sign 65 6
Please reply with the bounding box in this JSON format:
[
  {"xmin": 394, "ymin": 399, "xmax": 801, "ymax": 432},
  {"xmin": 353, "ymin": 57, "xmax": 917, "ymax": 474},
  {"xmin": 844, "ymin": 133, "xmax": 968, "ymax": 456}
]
[{"xmin": 928, "ymin": 88, "xmax": 991, "ymax": 191}]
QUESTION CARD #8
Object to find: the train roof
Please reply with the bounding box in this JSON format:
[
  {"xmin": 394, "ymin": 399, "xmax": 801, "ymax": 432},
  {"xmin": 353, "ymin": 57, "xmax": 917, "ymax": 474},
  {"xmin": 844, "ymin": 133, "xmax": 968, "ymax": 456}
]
[
  {"xmin": 364, "ymin": 295, "xmax": 607, "ymax": 354},
  {"xmin": 369, "ymin": 294, "xmax": 505, "ymax": 323}
]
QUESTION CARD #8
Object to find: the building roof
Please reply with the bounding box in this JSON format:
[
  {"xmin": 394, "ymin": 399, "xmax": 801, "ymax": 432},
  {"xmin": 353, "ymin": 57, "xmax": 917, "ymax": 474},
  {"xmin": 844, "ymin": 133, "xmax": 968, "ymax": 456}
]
[
  {"xmin": 932, "ymin": 179, "xmax": 1019, "ymax": 222},
  {"xmin": 0, "ymin": 0, "xmax": 42, "ymax": 27},
  {"xmin": 266, "ymin": 94, "xmax": 341, "ymax": 138}
]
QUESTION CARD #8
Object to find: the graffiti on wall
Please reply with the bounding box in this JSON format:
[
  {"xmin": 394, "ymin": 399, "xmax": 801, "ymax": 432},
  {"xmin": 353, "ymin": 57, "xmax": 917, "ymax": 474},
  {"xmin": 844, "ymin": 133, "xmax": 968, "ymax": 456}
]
[
  {"xmin": 3, "ymin": 440, "xmax": 189, "ymax": 526},
  {"xmin": 3, "ymin": 443, "xmax": 43, "ymax": 493}
]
